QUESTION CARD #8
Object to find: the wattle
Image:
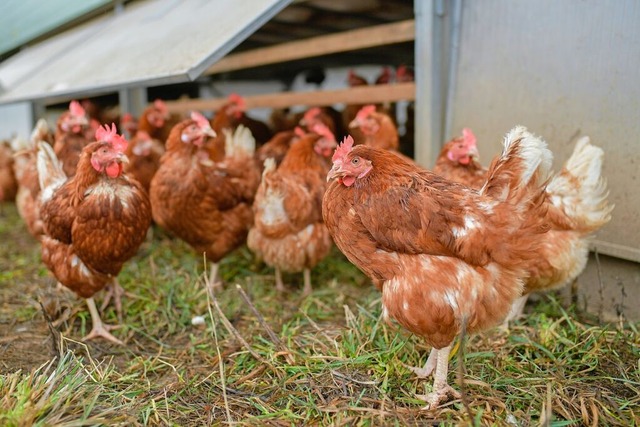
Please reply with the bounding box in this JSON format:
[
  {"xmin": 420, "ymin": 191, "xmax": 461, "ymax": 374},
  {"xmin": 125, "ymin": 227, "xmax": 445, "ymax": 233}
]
[
  {"xmin": 106, "ymin": 162, "xmax": 122, "ymax": 178},
  {"xmin": 342, "ymin": 175, "xmax": 356, "ymax": 187}
]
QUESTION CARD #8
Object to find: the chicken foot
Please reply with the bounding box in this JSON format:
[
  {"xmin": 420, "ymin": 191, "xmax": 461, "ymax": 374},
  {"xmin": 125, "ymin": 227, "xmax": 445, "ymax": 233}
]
[
  {"xmin": 83, "ymin": 297, "xmax": 124, "ymax": 345},
  {"xmin": 500, "ymin": 294, "xmax": 529, "ymax": 328},
  {"xmin": 415, "ymin": 345, "xmax": 460, "ymax": 410},
  {"xmin": 405, "ymin": 347, "xmax": 438, "ymax": 378},
  {"xmin": 208, "ymin": 262, "xmax": 222, "ymax": 290},
  {"xmin": 55, "ymin": 281, "xmax": 75, "ymax": 296},
  {"xmin": 302, "ymin": 268, "xmax": 312, "ymax": 296},
  {"xmin": 100, "ymin": 278, "xmax": 125, "ymax": 322},
  {"xmin": 275, "ymin": 267, "xmax": 285, "ymax": 292}
]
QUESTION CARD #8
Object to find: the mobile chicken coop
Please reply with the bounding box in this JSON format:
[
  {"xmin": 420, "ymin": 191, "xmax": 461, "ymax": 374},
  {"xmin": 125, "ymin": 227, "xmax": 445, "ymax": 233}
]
[{"xmin": 0, "ymin": 0, "xmax": 638, "ymax": 320}]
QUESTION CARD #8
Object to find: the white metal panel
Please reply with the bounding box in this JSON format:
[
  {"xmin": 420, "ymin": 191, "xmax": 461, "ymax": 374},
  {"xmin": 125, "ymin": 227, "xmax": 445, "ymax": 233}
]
[
  {"xmin": 0, "ymin": 0, "xmax": 110, "ymax": 56},
  {"xmin": 448, "ymin": 0, "xmax": 640, "ymax": 262},
  {"xmin": 413, "ymin": 0, "xmax": 444, "ymax": 169},
  {"xmin": 0, "ymin": 103, "xmax": 33, "ymax": 141},
  {"xmin": 0, "ymin": 0, "xmax": 290, "ymax": 104},
  {"xmin": 0, "ymin": 17, "xmax": 108, "ymax": 91}
]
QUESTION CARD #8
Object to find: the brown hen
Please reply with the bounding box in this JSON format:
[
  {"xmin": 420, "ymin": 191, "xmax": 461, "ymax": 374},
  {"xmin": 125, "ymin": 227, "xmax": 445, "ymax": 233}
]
[
  {"xmin": 37, "ymin": 124, "xmax": 151, "ymax": 344},
  {"xmin": 150, "ymin": 113, "xmax": 260, "ymax": 286},
  {"xmin": 323, "ymin": 126, "xmax": 552, "ymax": 408},
  {"xmin": 248, "ymin": 124, "xmax": 336, "ymax": 294}
]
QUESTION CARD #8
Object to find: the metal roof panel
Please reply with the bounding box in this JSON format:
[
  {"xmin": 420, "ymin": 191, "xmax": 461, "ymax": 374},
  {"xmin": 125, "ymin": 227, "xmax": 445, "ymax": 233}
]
[{"xmin": 0, "ymin": 0, "xmax": 291, "ymax": 104}]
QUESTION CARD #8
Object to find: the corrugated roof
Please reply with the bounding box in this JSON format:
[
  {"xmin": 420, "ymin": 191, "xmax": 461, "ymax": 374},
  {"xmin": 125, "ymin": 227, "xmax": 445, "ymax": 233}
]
[{"xmin": 0, "ymin": 0, "xmax": 291, "ymax": 105}]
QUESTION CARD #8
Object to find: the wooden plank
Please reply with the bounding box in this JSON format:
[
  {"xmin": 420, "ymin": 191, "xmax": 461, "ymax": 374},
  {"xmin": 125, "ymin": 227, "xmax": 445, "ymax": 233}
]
[
  {"xmin": 590, "ymin": 240, "xmax": 640, "ymax": 264},
  {"xmin": 164, "ymin": 82, "xmax": 416, "ymax": 114},
  {"xmin": 205, "ymin": 20, "xmax": 415, "ymax": 75}
]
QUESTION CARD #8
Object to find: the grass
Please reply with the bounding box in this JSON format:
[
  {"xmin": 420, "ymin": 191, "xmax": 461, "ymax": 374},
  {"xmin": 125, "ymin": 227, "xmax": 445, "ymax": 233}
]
[{"xmin": 1, "ymin": 202, "xmax": 639, "ymax": 426}]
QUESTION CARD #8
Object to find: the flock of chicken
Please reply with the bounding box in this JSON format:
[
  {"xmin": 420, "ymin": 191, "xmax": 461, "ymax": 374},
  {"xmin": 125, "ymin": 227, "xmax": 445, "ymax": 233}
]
[{"xmin": 0, "ymin": 67, "xmax": 613, "ymax": 409}]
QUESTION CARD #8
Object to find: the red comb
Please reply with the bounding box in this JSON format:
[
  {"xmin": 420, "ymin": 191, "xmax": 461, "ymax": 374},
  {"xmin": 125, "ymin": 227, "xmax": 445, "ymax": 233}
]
[
  {"xmin": 462, "ymin": 128, "xmax": 477, "ymax": 147},
  {"xmin": 396, "ymin": 65, "xmax": 414, "ymax": 82},
  {"xmin": 356, "ymin": 105, "xmax": 376, "ymax": 121},
  {"xmin": 69, "ymin": 100, "xmax": 86, "ymax": 118},
  {"xmin": 311, "ymin": 123, "xmax": 335, "ymax": 142},
  {"xmin": 228, "ymin": 93, "xmax": 246, "ymax": 110},
  {"xmin": 294, "ymin": 126, "xmax": 306, "ymax": 138},
  {"xmin": 96, "ymin": 123, "xmax": 128, "ymax": 152},
  {"xmin": 154, "ymin": 99, "xmax": 168, "ymax": 115},
  {"xmin": 304, "ymin": 107, "xmax": 320, "ymax": 122},
  {"xmin": 191, "ymin": 111, "xmax": 210, "ymax": 130},
  {"xmin": 332, "ymin": 135, "xmax": 354, "ymax": 163}
]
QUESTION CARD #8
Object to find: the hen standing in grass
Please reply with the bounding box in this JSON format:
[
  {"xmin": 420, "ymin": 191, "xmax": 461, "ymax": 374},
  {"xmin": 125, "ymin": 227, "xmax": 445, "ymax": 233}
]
[
  {"xmin": 434, "ymin": 129, "xmax": 613, "ymax": 322},
  {"xmin": 53, "ymin": 100, "xmax": 92, "ymax": 177},
  {"xmin": 37, "ymin": 124, "xmax": 151, "ymax": 344},
  {"xmin": 248, "ymin": 124, "xmax": 336, "ymax": 294},
  {"xmin": 323, "ymin": 127, "xmax": 552, "ymax": 408},
  {"xmin": 150, "ymin": 113, "xmax": 260, "ymax": 286}
]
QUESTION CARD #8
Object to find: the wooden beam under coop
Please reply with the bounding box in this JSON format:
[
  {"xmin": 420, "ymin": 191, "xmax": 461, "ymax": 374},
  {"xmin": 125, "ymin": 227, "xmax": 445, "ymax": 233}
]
[
  {"xmin": 205, "ymin": 19, "xmax": 416, "ymax": 75},
  {"xmin": 164, "ymin": 82, "xmax": 416, "ymax": 114}
]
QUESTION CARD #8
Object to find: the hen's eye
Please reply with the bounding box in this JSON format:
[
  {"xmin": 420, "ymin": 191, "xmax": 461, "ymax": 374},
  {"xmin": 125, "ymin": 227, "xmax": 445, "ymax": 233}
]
[{"xmin": 352, "ymin": 158, "xmax": 359, "ymax": 165}]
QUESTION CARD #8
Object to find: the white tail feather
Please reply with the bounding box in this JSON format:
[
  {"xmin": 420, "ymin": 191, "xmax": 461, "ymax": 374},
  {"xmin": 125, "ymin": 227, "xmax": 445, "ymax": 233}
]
[
  {"xmin": 223, "ymin": 124, "xmax": 255, "ymax": 158},
  {"xmin": 503, "ymin": 126, "xmax": 553, "ymax": 188},
  {"xmin": 30, "ymin": 119, "xmax": 51, "ymax": 143},
  {"xmin": 36, "ymin": 141, "xmax": 66, "ymax": 203},
  {"xmin": 10, "ymin": 136, "xmax": 30, "ymax": 152},
  {"xmin": 262, "ymin": 157, "xmax": 276, "ymax": 179},
  {"xmin": 482, "ymin": 126, "xmax": 553, "ymax": 200},
  {"xmin": 546, "ymin": 136, "xmax": 613, "ymax": 232}
]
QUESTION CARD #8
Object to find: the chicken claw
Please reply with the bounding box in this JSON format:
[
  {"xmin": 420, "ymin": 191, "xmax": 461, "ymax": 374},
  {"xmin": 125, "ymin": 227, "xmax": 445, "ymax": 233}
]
[
  {"xmin": 302, "ymin": 268, "xmax": 312, "ymax": 296},
  {"xmin": 416, "ymin": 385, "xmax": 461, "ymax": 410},
  {"xmin": 415, "ymin": 345, "xmax": 460, "ymax": 410},
  {"xmin": 208, "ymin": 262, "xmax": 223, "ymax": 291},
  {"xmin": 405, "ymin": 347, "xmax": 438, "ymax": 378},
  {"xmin": 84, "ymin": 297, "xmax": 124, "ymax": 345},
  {"xmin": 101, "ymin": 278, "xmax": 125, "ymax": 322},
  {"xmin": 83, "ymin": 323, "xmax": 124, "ymax": 345},
  {"xmin": 275, "ymin": 267, "xmax": 285, "ymax": 292}
]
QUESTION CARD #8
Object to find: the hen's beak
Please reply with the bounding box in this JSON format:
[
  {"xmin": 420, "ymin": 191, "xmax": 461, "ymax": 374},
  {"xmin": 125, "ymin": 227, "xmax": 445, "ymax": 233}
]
[
  {"xmin": 118, "ymin": 153, "xmax": 130, "ymax": 164},
  {"xmin": 468, "ymin": 146, "xmax": 480, "ymax": 161},
  {"xmin": 327, "ymin": 162, "xmax": 343, "ymax": 182},
  {"xmin": 348, "ymin": 118, "xmax": 360, "ymax": 129},
  {"xmin": 204, "ymin": 127, "xmax": 217, "ymax": 138}
]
